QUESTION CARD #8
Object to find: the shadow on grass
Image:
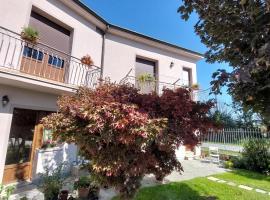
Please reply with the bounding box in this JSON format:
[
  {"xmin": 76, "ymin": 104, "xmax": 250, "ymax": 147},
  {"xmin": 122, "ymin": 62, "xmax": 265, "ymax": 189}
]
[{"xmin": 114, "ymin": 182, "xmax": 218, "ymax": 200}]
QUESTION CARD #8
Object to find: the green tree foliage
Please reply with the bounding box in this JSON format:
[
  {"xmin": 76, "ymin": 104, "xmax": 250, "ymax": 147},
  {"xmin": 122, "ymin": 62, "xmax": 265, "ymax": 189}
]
[
  {"xmin": 178, "ymin": 0, "xmax": 270, "ymax": 128},
  {"xmin": 42, "ymin": 83, "xmax": 213, "ymax": 199},
  {"xmin": 208, "ymin": 110, "xmax": 237, "ymax": 128}
]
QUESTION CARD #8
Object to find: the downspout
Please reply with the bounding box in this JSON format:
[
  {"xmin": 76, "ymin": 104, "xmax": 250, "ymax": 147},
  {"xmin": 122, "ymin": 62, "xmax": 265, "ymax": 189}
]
[{"xmin": 100, "ymin": 25, "xmax": 109, "ymax": 79}]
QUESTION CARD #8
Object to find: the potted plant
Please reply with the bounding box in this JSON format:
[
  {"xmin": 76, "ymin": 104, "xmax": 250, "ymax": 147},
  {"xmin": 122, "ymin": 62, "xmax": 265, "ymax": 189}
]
[
  {"xmin": 88, "ymin": 181, "xmax": 100, "ymax": 200},
  {"xmin": 74, "ymin": 176, "xmax": 91, "ymax": 198},
  {"xmin": 40, "ymin": 164, "xmax": 65, "ymax": 200},
  {"xmin": 137, "ymin": 73, "xmax": 155, "ymax": 84},
  {"xmin": 42, "ymin": 179, "xmax": 61, "ymax": 200},
  {"xmin": 81, "ymin": 55, "xmax": 94, "ymax": 66},
  {"xmin": 191, "ymin": 83, "xmax": 199, "ymax": 90},
  {"xmin": 21, "ymin": 26, "xmax": 39, "ymax": 44}
]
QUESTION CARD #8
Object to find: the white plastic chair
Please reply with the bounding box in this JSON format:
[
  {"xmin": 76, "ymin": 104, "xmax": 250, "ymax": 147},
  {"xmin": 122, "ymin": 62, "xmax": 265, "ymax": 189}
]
[{"xmin": 209, "ymin": 146, "xmax": 220, "ymax": 163}]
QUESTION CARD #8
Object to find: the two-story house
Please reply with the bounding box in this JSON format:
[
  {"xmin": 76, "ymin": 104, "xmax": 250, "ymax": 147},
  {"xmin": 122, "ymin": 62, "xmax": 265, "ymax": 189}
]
[{"xmin": 0, "ymin": 0, "xmax": 203, "ymax": 184}]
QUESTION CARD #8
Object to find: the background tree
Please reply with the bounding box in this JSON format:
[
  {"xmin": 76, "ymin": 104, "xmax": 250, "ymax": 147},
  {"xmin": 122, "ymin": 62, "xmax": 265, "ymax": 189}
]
[
  {"xmin": 207, "ymin": 101, "xmax": 262, "ymax": 128},
  {"xmin": 233, "ymin": 102, "xmax": 262, "ymax": 128},
  {"xmin": 42, "ymin": 83, "xmax": 213, "ymax": 199},
  {"xmin": 178, "ymin": 0, "xmax": 270, "ymax": 128},
  {"xmin": 208, "ymin": 110, "xmax": 237, "ymax": 128}
]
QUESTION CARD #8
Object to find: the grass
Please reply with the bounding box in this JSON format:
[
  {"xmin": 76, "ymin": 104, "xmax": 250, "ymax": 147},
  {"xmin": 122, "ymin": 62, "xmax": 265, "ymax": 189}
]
[{"xmin": 113, "ymin": 170, "xmax": 270, "ymax": 200}]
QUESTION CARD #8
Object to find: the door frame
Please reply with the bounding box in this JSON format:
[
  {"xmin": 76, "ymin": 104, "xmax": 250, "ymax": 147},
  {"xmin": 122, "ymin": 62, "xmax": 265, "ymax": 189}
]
[{"xmin": 2, "ymin": 107, "xmax": 52, "ymax": 184}]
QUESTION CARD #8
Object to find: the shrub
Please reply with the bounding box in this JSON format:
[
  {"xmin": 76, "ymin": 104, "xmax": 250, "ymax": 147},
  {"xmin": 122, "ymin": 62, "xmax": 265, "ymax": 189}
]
[
  {"xmin": 242, "ymin": 139, "xmax": 270, "ymax": 174},
  {"xmin": 0, "ymin": 184, "xmax": 15, "ymax": 200},
  {"xmin": 39, "ymin": 163, "xmax": 66, "ymax": 200},
  {"xmin": 42, "ymin": 83, "xmax": 214, "ymax": 199},
  {"xmin": 224, "ymin": 160, "xmax": 234, "ymax": 169},
  {"xmin": 73, "ymin": 176, "xmax": 91, "ymax": 190},
  {"xmin": 230, "ymin": 156, "xmax": 246, "ymax": 169}
]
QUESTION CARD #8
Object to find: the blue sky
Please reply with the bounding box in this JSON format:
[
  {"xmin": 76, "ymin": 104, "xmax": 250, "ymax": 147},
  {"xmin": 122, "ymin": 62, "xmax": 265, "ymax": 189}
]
[{"xmin": 82, "ymin": 0, "xmax": 231, "ymax": 103}]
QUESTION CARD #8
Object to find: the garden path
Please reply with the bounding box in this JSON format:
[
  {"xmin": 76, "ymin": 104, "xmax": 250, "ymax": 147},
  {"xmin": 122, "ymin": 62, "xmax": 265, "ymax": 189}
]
[{"xmin": 9, "ymin": 160, "xmax": 227, "ymax": 200}]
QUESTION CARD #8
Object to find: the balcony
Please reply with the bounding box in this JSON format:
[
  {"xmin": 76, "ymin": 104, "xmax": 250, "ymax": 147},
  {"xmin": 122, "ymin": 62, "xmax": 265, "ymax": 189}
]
[
  {"xmin": 120, "ymin": 69, "xmax": 183, "ymax": 92},
  {"xmin": 0, "ymin": 26, "xmax": 101, "ymax": 92},
  {"xmin": 120, "ymin": 69, "xmax": 200, "ymax": 101}
]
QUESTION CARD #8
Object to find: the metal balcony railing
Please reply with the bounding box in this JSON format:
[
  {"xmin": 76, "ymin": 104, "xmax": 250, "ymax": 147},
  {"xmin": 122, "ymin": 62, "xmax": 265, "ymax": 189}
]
[
  {"xmin": 120, "ymin": 74, "xmax": 187, "ymax": 94},
  {"xmin": 0, "ymin": 26, "xmax": 101, "ymax": 88},
  {"xmin": 120, "ymin": 69, "xmax": 201, "ymax": 101}
]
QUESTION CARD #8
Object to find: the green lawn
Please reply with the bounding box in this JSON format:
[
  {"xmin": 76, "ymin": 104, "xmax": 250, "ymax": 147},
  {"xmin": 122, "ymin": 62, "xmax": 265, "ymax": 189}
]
[{"xmin": 113, "ymin": 170, "xmax": 270, "ymax": 200}]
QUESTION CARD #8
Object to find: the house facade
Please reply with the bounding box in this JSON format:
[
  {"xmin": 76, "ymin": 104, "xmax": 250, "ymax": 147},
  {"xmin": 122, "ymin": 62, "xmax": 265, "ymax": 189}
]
[{"xmin": 0, "ymin": 0, "xmax": 202, "ymax": 184}]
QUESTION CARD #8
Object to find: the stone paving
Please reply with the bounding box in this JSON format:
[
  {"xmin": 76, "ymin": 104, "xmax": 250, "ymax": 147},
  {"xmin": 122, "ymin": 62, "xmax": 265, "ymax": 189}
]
[
  {"xmin": 9, "ymin": 160, "xmax": 228, "ymax": 200},
  {"xmin": 207, "ymin": 176, "xmax": 270, "ymax": 196}
]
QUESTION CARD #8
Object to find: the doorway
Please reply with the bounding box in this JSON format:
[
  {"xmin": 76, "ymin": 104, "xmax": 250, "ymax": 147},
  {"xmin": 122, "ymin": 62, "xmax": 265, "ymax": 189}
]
[{"xmin": 3, "ymin": 108, "xmax": 50, "ymax": 184}]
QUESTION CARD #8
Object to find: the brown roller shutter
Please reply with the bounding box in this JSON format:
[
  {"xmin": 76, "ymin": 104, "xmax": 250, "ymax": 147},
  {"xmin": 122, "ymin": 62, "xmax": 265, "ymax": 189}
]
[{"xmin": 29, "ymin": 11, "xmax": 71, "ymax": 54}]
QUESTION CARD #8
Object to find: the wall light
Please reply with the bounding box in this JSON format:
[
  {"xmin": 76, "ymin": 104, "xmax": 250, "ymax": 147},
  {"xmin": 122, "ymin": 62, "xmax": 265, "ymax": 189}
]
[
  {"xmin": 170, "ymin": 62, "xmax": 174, "ymax": 68},
  {"xmin": 2, "ymin": 95, "xmax": 9, "ymax": 107}
]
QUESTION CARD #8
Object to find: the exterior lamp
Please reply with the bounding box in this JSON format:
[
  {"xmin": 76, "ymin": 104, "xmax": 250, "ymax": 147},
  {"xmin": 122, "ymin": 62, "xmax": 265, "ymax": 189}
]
[
  {"xmin": 170, "ymin": 62, "xmax": 174, "ymax": 68},
  {"xmin": 2, "ymin": 95, "xmax": 9, "ymax": 107}
]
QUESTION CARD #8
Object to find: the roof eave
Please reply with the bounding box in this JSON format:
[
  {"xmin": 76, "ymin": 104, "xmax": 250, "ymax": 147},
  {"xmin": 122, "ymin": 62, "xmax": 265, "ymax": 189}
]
[{"xmin": 72, "ymin": 0, "xmax": 204, "ymax": 60}]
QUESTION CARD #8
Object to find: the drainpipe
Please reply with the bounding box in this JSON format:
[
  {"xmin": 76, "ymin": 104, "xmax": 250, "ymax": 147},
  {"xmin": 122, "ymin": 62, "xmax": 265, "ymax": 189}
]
[{"xmin": 100, "ymin": 25, "xmax": 109, "ymax": 79}]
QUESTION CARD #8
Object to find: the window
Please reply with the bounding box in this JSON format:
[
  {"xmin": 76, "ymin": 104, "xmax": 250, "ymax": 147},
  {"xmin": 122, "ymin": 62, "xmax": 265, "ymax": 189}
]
[
  {"xmin": 23, "ymin": 46, "xmax": 44, "ymax": 61},
  {"xmin": 30, "ymin": 11, "xmax": 71, "ymax": 54},
  {"xmin": 183, "ymin": 68, "xmax": 192, "ymax": 86},
  {"xmin": 48, "ymin": 55, "xmax": 65, "ymax": 68},
  {"xmin": 135, "ymin": 57, "xmax": 157, "ymax": 93}
]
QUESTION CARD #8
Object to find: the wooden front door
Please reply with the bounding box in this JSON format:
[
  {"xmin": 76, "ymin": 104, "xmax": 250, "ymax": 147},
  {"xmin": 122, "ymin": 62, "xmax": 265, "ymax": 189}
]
[{"xmin": 3, "ymin": 109, "xmax": 48, "ymax": 184}]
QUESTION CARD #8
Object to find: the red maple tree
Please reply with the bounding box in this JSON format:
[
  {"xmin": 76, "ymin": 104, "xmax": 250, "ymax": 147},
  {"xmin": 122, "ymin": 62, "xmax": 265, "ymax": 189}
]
[{"xmin": 42, "ymin": 82, "xmax": 214, "ymax": 199}]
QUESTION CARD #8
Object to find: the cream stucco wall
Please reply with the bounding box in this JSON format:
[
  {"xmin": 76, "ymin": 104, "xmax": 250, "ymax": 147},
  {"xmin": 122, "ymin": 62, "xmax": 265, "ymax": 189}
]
[
  {"xmin": 0, "ymin": 85, "xmax": 58, "ymax": 182},
  {"xmin": 103, "ymin": 34, "xmax": 197, "ymax": 86}
]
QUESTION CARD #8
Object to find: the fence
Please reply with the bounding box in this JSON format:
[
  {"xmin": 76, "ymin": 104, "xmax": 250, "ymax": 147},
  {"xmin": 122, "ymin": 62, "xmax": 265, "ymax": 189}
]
[{"xmin": 202, "ymin": 128, "xmax": 270, "ymax": 146}]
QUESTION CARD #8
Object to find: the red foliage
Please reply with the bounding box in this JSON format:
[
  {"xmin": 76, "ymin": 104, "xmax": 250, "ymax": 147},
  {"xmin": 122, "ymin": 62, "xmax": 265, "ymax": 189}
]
[{"xmin": 42, "ymin": 83, "xmax": 214, "ymax": 199}]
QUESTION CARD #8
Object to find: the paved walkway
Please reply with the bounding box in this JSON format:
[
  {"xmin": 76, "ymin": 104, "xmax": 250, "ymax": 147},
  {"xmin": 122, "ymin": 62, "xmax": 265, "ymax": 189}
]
[{"xmin": 10, "ymin": 160, "xmax": 227, "ymax": 200}]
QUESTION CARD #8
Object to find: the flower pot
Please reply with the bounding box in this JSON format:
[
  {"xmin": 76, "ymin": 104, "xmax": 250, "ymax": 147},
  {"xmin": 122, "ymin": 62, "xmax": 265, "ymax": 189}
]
[
  {"xmin": 78, "ymin": 187, "xmax": 89, "ymax": 198},
  {"xmin": 81, "ymin": 55, "xmax": 94, "ymax": 67},
  {"xmin": 21, "ymin": 32, "xmax": 39, "ymax": 44}
]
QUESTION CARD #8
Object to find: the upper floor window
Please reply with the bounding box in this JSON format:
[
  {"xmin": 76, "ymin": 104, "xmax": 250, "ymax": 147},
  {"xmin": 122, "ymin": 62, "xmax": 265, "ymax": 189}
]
[
  {"xmin": 183, "ymin": 68, "xmax": 192, "ymax": 87},
  {"xmin": 135, "ymin": 57, "xmax": 157, "ymax": 93},
  {"xmin": 30, "ymin": 11, "xmax": 71, "ymax": 54},
  {"xmin": 23, "ymin": 46, "xmax": 44, "ymax": 61}
]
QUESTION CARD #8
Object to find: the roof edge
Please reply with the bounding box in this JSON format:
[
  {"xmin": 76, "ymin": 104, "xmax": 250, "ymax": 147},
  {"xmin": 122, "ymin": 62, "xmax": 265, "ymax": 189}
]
[{"xmin": 72, "ymin": 0, "xmax": 204, "ymax": 59}]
